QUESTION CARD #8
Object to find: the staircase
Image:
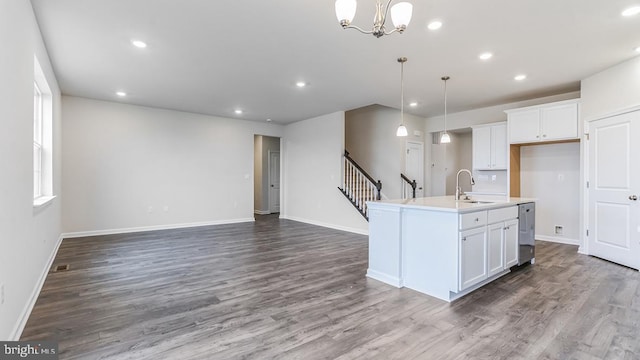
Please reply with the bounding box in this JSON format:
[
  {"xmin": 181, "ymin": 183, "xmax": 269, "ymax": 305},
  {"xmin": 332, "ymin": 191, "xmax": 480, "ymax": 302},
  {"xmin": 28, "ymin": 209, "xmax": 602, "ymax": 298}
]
[{"xmin": 338, "ymin": 150, "xmax": 381, "ymax": 220}]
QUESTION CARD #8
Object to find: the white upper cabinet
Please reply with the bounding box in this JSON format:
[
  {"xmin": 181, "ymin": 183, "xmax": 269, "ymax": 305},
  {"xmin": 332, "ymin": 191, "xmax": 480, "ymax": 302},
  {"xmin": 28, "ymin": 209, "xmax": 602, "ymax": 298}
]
[
  {"xmin": 506, "ymin": 99, "xmax": 580, "ymax": 144},
  {"xmin": 473, "ymin": 122, "xmax": 507, "ymax": 170}
]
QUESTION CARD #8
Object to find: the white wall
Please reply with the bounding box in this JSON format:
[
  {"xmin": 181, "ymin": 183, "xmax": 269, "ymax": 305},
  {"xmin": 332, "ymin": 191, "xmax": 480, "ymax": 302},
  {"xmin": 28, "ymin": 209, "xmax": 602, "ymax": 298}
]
[
  {"xmin": 520, "ymin": 143, "xmax": 581, "ymax": 244},
  {"xmin": 62, "ymin": 96, "xmax": 283, "ymax": 234},
  {"xmin": 282, "ymin": 112, "xmax": 368, "ymax": 234},
  {"xmin": 253, "ymin": 135, "xmax": 280, "ymax": 214},
  {"xmin": 424, "ymin": 92, "xmax": 581, "ymax": 194},
  {"xmin": 345, "ymin": 105, "xmax": 425, "ymax": 199},
  {"xmin": 0, "ymin": 0, "xmax": 63, "ymax": 340},
  {"xmin": 581, "ymin": 56, "xmax": 640, "ymax": 120}
]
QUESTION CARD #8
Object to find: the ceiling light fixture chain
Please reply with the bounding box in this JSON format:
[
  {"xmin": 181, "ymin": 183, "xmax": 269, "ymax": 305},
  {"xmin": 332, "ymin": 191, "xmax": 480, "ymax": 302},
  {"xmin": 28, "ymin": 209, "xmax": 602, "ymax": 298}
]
[
  {"xmin": 396, "ymin": 57, "xmax": 408, "ymax": 137},
  {"xmin": 335, "ymin": 0, "xmax": 413, "ymax": 38},
  {"xmin": 440, "ymin": 76, "xmax": 451, "ymax": 144}
]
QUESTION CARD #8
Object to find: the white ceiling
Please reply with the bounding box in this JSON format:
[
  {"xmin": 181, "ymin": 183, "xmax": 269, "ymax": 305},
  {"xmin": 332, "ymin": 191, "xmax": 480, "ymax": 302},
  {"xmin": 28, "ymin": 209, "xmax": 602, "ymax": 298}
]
[{"xmin": 30, "ymin": 0, "xmax": 640, "ymax": 124}]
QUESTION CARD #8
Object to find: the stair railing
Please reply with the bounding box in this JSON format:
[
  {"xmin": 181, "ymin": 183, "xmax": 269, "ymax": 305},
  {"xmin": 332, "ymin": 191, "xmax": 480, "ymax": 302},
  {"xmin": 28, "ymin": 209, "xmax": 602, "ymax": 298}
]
[
  {"xmin": 338, "ymin": 150, "xmax": 382, "ymax": 220},
  {"xmin": 400, "ymin": 173, "xmax": 417, "ymax": 199}
]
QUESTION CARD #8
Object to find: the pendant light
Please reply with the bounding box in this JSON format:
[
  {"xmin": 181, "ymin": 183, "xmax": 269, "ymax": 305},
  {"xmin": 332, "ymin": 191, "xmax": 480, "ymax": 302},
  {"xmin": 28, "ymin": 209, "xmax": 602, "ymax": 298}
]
[
  {"xmin": 396, "ymin": 57, "xmax": 408, "ymax": 137},
  {"xmin": 440, "ymin": 76, "xmax": 451, "ymax": 143}
]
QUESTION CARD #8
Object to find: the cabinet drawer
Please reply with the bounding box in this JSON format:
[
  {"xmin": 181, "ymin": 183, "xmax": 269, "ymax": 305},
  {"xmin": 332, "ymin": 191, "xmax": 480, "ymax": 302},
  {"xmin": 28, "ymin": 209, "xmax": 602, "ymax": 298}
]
[
  {"xmin": 459, "ymin": 211, "xmax": 487, "ymax": 230},
  {"xmin": 488, "ymin": 206, "xmax": 518, "ymax": 223}
]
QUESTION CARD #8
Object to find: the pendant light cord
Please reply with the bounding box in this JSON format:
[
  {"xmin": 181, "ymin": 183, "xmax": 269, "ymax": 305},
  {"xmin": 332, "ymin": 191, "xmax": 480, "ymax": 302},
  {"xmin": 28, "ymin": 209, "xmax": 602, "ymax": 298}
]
[
  {"xmin": 442, "ymin": 76, "xmax": 450, "ymax": 134},
  {"xmin": 400, "ymin": 60, "xmax": 404, "ymax": 125}
]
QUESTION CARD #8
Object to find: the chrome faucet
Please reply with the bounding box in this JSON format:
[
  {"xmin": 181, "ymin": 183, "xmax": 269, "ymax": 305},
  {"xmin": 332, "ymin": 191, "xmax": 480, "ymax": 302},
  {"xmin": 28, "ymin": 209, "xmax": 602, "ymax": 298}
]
[{"xmin": 455, "ymin": 169, "xmax": 475, "ymax": 200}]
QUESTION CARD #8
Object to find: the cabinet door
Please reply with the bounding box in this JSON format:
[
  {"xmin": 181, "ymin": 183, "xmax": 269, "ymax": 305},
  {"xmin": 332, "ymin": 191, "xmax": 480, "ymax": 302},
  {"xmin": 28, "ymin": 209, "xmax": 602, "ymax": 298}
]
[
  {"xmin": 540, "ymin": 103, "xmax": 578, "ymax": 141},
  {"xmin": 491, "ymin": 124, "xmax": 508, "ymax": 169},
  {"xmin": 504, "ymin": 219, "xmax": 519, "ymax": 268},
  {"xmin": 487, "ymin": 223, "xmax": 505, "ymax": 277},
  {"xmin": 473, "ymin": 126, "xmax": 492, "ymax": 170},
  {"xmin": 509, "ymin": 109, "xmax": 540, "ymax": 143},
  {"xmin": 459, "ymin": 227, "xmax": 488, "ymax": 291}
]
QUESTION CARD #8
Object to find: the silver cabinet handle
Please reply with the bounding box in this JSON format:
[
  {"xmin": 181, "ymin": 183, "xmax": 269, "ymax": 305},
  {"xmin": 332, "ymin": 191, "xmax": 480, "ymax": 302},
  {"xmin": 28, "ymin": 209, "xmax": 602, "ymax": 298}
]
[
  {"xmin": 475, "ymin": 218, "xmax": 479, "ymax": 222},
  {"xmin": 543, "ymin": 134, "xmax": 547, "ymax": 138},
  {"xmin": 462, "ymin": 237, "xmax": 467, "ymax": 241},
  {"xmin": 630, "ymin": 195, "xmax": 638, "ymax": 201}
]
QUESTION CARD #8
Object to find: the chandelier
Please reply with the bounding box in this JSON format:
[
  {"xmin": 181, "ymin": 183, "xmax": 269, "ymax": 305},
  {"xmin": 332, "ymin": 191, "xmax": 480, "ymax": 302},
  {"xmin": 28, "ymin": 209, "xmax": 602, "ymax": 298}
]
[{"xmin": 335, "ymin": 0, "xmax": 413, "ymax": 38}]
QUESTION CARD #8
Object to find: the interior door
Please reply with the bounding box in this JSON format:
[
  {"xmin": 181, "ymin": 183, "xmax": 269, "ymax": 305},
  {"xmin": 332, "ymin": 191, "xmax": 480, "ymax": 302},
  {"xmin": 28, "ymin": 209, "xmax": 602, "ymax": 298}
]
[
  {"xmin": 268, "ymin": 151, "xmax": 280, "ymax": 213},
  {"xmin": 405, "ymin": 141, "xmax": 424, "ymax": 197},
  {"xmin": 588, "ymin": 110, "xmax": 639, "ymax": 270}
]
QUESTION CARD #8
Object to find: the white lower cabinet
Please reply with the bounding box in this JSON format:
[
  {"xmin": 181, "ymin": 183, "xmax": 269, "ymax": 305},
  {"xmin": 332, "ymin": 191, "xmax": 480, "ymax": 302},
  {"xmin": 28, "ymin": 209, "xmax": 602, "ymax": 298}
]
[
  {"xmin": 459, "ymin": 206, "xmax": 519, "ymax": 292},
  {"xmin": 459, "ymin": 226, "xmax": 488, "ymax": 291}
]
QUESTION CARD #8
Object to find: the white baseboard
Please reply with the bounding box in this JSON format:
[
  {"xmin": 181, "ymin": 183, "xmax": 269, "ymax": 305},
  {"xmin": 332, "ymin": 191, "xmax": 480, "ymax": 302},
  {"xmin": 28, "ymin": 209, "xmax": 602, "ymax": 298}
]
[
  {"xmin": 10, "ymin": 234, "xmax": 64, "ymax": 341},
  {"xmin": 366, "ymin": 269, "xmax": 401, "ymax": 287},
  {"xmin": 61, "ymin": 218, "xmax": 255, "ymax": 239},
  {"xmin": 536, "ymin": 235, "xmax": 580, "ymax": 246},
  {"xmin": 254, "ymin": 210, "xmax": 270, "ymax": 215},
  {"xmin": 279, "ymin": 215, "xmax": 368, "ymax": 236}
]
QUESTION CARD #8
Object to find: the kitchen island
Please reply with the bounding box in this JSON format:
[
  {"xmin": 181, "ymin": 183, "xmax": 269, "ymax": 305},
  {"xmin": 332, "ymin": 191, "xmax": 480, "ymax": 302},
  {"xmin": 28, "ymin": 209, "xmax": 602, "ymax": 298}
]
[{"xmin": 366, "ymin": 196, "xmax": 535, "ymax": 302}]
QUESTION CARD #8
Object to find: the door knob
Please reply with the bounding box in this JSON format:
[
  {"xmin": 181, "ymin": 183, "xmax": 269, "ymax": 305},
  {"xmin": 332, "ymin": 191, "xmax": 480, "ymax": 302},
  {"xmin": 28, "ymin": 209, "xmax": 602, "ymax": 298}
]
[{"xmin": 630, "ymin": 195, "xmax": 638, "ymax": 201}]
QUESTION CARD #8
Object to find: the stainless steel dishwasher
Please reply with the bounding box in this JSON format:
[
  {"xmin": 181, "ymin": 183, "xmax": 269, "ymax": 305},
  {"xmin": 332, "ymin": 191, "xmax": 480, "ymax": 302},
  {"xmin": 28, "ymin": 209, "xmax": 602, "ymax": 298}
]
[{"xmin": 518, "ymin": 202, "xmax": 535, "ymax": 265}]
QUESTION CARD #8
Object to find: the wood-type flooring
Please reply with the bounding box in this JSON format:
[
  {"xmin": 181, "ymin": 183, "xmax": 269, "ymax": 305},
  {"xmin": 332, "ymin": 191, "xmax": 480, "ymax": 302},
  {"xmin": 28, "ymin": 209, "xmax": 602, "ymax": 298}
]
[{"xmin": 21, "ymin": 214, "xmax": 640, "ymax": 359}]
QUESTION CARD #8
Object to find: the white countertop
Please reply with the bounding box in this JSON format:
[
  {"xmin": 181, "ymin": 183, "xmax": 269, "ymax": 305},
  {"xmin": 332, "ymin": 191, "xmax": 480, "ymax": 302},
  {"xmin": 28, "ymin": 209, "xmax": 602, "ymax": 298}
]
[{"xmin": 368, "ymin": 195, "xmax": 535, "ymax": 213}]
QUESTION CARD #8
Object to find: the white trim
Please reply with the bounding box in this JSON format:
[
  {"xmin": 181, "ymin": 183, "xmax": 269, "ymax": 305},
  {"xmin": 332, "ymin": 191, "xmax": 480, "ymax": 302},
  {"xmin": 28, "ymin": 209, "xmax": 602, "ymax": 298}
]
[
  {"xmin": 583, "ymin": 104, "xmax": 640, "ymax": 123},
  {"xmin": 536, "ymin": 235, "xmax": 580, "ymax": 246},
  {"xmin": 33, "ymin": 195, "xmax": 56, "ymax": 208},
  {"xmin": 254, "ymin": 210, "xmax": 270, "ymax": 215},
  {"xmin": 62, "ymin": 218, "xmax": 255, "ymax": 239},
  {"xmin": 504, "ymin": 98, "xmax": 581, "ymax": 114},
  {"xmin": 10, "ymin": 234, "xmax": 64, "ymax": 340},
  {"xmin": 279, "ymin": 215, "xmax": 368, "ymax": 236},
  {"xmin": 366, "ymin": 269, "xmax": 402, "ymax": 288}
]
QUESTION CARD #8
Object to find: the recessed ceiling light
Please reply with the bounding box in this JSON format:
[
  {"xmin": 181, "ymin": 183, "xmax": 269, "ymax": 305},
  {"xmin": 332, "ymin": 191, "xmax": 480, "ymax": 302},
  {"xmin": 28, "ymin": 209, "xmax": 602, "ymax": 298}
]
[
  {"xmin": 409, "ymin": 102, "xmax": 418, "ymax": 107},
  {"xmin": 131, "ymin": 40, "xmax": 147, "ymax": 48},
  {"xmin": 479, "ymin": 52, "xmax": 493, "ymax": 60},
  {"xmin": 266, "ymin": 118, "xmax": 272, "ymax": 122},
  {"xmin": 234, "ymin": 109, "xmax": 243, "ymax": 115},
  {"xmin": 622, "ymin": 6, "xmax": 640, "ymax": 17},
  {"xmin": 116, "ymin": 91, "xmax": 126, "ymax": 97},
  {"xmin": 427, "ymin": 21, "xmax": 442, "ymax": 30},
  {"xmin": 635, "ymin": 46, "xmax": 640, "ymax": 53},
  {"xmin": 296, "ymin": 81, "xmax": 307, "ymax": 88},
  {"xmin": 514, "ymin": 74, "xmax": 527, "ymax": 81}
]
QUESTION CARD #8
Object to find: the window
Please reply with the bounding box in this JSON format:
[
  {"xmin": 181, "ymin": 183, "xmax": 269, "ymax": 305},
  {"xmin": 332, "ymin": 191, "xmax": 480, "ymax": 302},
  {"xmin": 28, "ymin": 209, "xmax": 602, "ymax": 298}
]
[
  {"xmin": 33, "ymin": 56, "xmax": 54, "ymax": 207},
  {"xmin": 33, "ymin": 81, "xmax": 43, "ymax": 198}
]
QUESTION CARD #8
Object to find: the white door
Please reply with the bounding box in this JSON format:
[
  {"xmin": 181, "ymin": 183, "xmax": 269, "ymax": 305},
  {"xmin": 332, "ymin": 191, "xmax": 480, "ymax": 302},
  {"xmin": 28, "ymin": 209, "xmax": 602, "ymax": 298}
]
[
  {"xmin": 405, "ymin": 141, "xmax": 424, "ymax": 198},
  {"xmin": 268, "ymin": 151, "xmax": 280, "ymax": 213},
  {"xmin": 459, "ymin": 227, "xmax": 488, "ymax": 291},
  {"xmin": 472, "ymin": 127, "xmax": 492, "ymax": 170},
  {"xmin": 487, "ymin": 223, "xmax": 505, "ymax": 277},
  {"xmin": 588, "ymin": 110, "xmax": 640, "ymax": 270},
  {"xmin": 504, "ymin": 219, "xmax": 519, "ymax": 268}
]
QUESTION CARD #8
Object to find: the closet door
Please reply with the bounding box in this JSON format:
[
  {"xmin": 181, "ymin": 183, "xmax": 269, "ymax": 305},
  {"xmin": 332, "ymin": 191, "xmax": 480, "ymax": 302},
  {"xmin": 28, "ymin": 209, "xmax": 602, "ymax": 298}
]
[{"xmin": 588, "ymin": 110, "xmax": 640, "ymax": 270}]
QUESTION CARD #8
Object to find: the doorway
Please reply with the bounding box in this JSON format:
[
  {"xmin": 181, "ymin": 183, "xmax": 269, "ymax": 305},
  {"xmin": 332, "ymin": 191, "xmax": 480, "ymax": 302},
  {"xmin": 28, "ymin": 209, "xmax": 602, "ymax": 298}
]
[
  {"xmin": 405, "ymin": 141, "xmax": 424, "ymax": 198},
  {"xmin": 254, "ymin": 135, "xmax": 281, "ymax": 215}
]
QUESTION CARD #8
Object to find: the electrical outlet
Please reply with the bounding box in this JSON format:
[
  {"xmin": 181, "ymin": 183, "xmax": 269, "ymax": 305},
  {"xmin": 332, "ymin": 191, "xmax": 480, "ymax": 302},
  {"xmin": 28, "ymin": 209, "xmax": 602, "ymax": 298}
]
[
  {"xmin": 555, "ymin": 225, "xmax": 564, "ymax": 235},
  {"xmin": 1, "ymin": 283, "xmax": 5, "ymax": 305}
]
